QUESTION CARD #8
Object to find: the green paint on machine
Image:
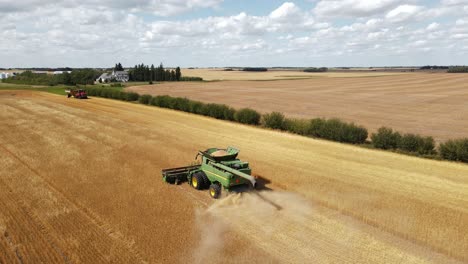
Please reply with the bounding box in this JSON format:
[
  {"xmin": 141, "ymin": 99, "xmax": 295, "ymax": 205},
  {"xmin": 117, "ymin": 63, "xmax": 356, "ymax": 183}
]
[{"xmin": 161, "ymin": 147, "xmax": 256, "ymax": 199}]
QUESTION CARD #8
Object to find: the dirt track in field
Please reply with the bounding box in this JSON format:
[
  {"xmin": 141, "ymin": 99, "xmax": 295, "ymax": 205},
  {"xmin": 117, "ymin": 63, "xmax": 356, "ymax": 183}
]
[
  {"xmin": 1, "ymin": 91, "xmax": 467, "ymax": 263},
  {"xmin": 128, "ymin": 72, "xmax": 468, "ymax": 142}
]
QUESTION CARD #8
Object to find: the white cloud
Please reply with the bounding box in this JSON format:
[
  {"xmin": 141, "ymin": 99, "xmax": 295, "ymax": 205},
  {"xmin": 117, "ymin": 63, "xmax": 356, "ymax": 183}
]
[
  {"xmin": 269, "ymin": 2, "xmax": 301, "ymax": 20},
  {"xmin": 0, "ymin": 0, "xmax": 224, "ymax": 16},
  {"xmin": 1, "ymin": 1, "xmax": 467, "ymax": 67},
  {"xmin": 386, "ymin": 5, "xmax": 423, "ymax": 22},
  {"xmin": 426, "ymin": 22, "xmax": 440, "ymax": 31},
  {"xmin": 314, "ymin": 0, "xmax": 405, "ymax": 17},
  {"xmin": 441, "ymin": 0, "xmax": 468, "ymax": 6}
]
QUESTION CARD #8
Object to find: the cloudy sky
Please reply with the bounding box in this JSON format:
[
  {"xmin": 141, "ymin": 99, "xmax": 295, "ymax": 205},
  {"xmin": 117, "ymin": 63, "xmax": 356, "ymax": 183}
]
[{"xmin": 1, "ymin": 0, "xmax": 467, "ymax": 67}]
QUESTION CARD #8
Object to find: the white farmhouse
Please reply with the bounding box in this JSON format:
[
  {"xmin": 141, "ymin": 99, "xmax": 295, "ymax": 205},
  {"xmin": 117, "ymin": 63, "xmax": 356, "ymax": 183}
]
[
  {"xmin": 96, "ymin": 70, "xmax": 129, "ymax": 83},
  {"xmin": 0, "ymin": 72, "xmax": 14, "ymax": 79}
]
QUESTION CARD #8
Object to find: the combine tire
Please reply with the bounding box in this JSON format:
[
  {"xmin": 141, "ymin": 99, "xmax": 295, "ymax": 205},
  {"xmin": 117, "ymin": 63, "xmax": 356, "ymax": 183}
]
[
  {"xmin": 191, "ymin": 173, "xmax": 203, "ymax": 190},
  {"xmin": 165, "ymin": 177, "xmax": 176, "ymax": 184},
  {"xmin": 209, "ymin": 184, "xmax": 221, "ymax": 199},
  {"xmin": 200, "ymin": 172, "xmax": 210, "ymax": 189}
]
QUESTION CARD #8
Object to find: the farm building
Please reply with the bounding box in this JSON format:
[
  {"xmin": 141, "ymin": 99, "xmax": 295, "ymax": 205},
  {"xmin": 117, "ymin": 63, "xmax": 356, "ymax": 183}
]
[
  {"xmin": 0, "ymin": 72, "xmax": 15, "ymax": 79},
  {"xmin": 53, "ymin": 71, "xmax": 71, "ymax": 74},
  {"xmin": 96, "ymin": 70, "xmax": 129, "ymax": 83}
]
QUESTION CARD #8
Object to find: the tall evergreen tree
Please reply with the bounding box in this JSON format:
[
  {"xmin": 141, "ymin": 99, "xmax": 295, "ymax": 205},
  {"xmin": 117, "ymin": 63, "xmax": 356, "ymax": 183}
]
[
  {"xmin": 114, "ymin": 63, "xmax": 124, "ymax": 71},
  {"xmin": 175, "ymin": 67, "xmax": 181, "ymax": 81},
  {"xmin": 150, "ymin": 64, "xmax": 155, "ymax": 81}
]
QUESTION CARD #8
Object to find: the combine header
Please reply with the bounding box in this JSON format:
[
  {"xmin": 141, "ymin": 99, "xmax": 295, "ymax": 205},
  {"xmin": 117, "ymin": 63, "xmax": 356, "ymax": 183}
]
[{"xmin": 162, "ymin": 147, "xmax": 256, "ymax": 199}]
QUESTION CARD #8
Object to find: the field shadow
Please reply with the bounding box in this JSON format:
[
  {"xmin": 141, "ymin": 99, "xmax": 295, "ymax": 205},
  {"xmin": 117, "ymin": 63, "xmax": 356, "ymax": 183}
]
[{"xmin": 254, "ymin": 175, "xmax": 274, "ymax": 191}]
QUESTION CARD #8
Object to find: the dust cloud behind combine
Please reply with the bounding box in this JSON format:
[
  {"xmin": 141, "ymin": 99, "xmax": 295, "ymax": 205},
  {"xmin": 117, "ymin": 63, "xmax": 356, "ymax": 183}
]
[{"xmin": 195, "ymin": 191, "xmax": 462, "ymax": 264}]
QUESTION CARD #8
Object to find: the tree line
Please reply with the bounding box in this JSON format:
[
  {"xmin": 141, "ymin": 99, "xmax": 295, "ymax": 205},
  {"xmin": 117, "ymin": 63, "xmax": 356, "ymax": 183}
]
[
  {"xmin": 242, "ymin": 67, "xmax": 268, "ymax": 72},
  {"xmin": 128, "ymin": 63, "xmax": 181, "ymax": 82},
  {"xmin": 304, "ymin": 67, "xmax": 328, "ymax": 72},
  {"xmin": 448, "ymin": 66, "xmax": 468, "ymax": 73},
  {"xmin": 2, "ymin": 69, "xmax": 100, "ymax": 86}
]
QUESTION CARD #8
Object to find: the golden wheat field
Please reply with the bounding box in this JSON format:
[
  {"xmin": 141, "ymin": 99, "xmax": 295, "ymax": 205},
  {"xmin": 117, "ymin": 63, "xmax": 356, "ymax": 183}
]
[
  {"xmin": 181, "ymin": 68, "xmax": 406, "ymax": 81},
  {"xmin": 128, "ymin": 72, "xmax": 468, "ymax": 142},
  {"xmin": 1, "ymin": 91, "xmax": 467, "ymax": 263}
]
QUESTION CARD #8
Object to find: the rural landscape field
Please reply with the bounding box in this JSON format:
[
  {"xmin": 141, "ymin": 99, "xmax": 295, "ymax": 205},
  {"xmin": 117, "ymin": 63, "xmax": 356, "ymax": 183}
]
[
  {"xmin": 1, "ymin": 90, "xmax": 467, "ymax": 263},
  {"xmin": 2, "ymin": 0, "xmax": 468, "ymax": 263},
  {"xmin": 128, "ymin": 70, "xmax": 468, "ymax": 142}
]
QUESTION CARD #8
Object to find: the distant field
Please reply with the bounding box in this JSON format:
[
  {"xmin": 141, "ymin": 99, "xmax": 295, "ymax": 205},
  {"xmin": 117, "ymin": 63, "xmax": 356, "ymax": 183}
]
[
  {"xmin": 0, "ymin": 91, "xmax": 467, "ymax": 263},
  {"xmin": 128, "ymin": 72, "xmax": 468, "ymax": 142},
  {"xmin": 182, "ymin": 68, "xmax": 406, "ymax": 81}
]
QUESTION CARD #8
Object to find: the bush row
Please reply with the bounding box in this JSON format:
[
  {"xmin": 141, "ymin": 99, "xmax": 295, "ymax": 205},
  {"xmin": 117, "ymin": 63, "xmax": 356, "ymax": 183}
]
[
  {"xmin": 86, "ymin": 87, "xmax": 140, "ymax": 102},
  {"xmin": 304, "ymin": 67, "xmax": 328, "ymax": 72},
  {"xmin": 371, "ymin": 127, "xmax": 434, "ymax": 155},
  {"xmin": 447, "ymin": 66, "xmax": 468, "ymax": 73},
  {"xmin": 439, "ymin": 139, "xmax": 468, "ymax": 162},
  {"xmin": 87, "ymin": 89, "xmax": 468, "ymax": 163},
  {"xmin": 370, "ymin": 127, "xmax": 436, "ymax": 155},
  {"xmin": 262, "ymin": 112, "xmax": 368, "ymax": 144},
  {"xmin": 179, "ymin": 76, "xmax": 203, "ymax": 81},
  {"xmin": 242, "ymin": 67, "xmax": 268, "ymax": 72}
]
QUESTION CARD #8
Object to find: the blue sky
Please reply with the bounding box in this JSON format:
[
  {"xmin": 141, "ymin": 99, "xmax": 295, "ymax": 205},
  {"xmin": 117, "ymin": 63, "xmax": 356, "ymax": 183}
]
[{"xmin": 0, "ymin": 0, "xmax": 467, "ymax": 67}]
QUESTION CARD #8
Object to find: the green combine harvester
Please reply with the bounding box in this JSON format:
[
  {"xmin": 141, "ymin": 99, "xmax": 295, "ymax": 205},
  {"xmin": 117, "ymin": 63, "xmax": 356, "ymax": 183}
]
[{"xmin": 162, "ymin": 147, "xmax": 256, "ymax": 199}]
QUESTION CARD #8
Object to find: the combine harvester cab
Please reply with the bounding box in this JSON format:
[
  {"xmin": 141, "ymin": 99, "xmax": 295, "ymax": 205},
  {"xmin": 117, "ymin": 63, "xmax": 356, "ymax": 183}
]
[
  {"xmin": 66, "ymin": 89, "xmax": 88, "ymax": 99},
  {"xmin": 162, "ymin": 147, "xmax": 256, "ymax": 199}
]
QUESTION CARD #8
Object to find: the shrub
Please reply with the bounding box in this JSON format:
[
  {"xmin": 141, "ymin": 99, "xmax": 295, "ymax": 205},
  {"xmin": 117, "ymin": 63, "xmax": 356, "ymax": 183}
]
[
  {"xmin": 304, "ymin": 67, "xmax": 328, "ymax": 72},
  {"xmin": 151, "ymin": 95, "xmax": 175, "ymax": 108},
  {"xmin": 419, "ymin": 137, "xmax": 436, "ymax": 155},
  {"xmin": 179, "ymin": 76, "xmax": 203, "ymax": 81},
  {"xmin": 111, "ymin": 89, "xmax": 123, "ymax": 100},
  {"xmin": 223, "ymin": 106, "xmax": 236, "ymax": 121},
  {"xmin": 149, "ymin": 96, "xmax": 160, "ymax": 106},
  {"xmin": 234, "ymin": 108, "xmax": 261, "ymax": 125},
  {"xmin": 138, "ymin": 94, "xmax": 152, "ymax": 104},
  {"xmin": 283, "ymin": 118, "xmax": 310, "ymax": 135},
  {"xmin": 308, "ymin": 118, "xmax": 326, "ymax": 137},
  {"xmin": 188, "ymin": 101, "xmax": 205, "ymax": 114},
  {"xmin": 371, "ymin": 127, "xmax": 401, "ymax": 150},
  {"xmin": 124, "ymin": 92, "xmax": 139, "ymax": 101},
  {"xmin": 200, "ymin": 103, "xmax": 233, "ymax": 120},
  {"xmin": 307, "ymin": 118, "xmax": 367, "ymax": 144},
  {"xmin": 439, "ymin": 138, "xmax": 468, "ymax": 162},
  {"xmin": 320, "ymin": 118, "xmax": 345, "ymax": 142},
  {"xmin": 341, "ymin": 122, "xmax": 368, "ymax": 144},
  {"xmin": 100, "ymin": 88, "xmax": 112, "ymax": 98},
  {"xmin": 86, "ymin": 88, "xmax": 97, "ymax": 96},
  {"xmin": 262, "ymin": 112, "xmax": 285, "ymax": 130},
  {"xmin": 172, "ymin": 97, "xmax": 191, "ymax": 112},
  {"xmin": 398, "ymin": 134, "xmax": 436, "ymax": 155}
]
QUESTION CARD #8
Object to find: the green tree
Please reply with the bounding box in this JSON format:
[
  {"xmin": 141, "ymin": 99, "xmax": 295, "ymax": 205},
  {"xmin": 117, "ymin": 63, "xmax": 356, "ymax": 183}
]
[
  {"xmin": 150, "ymin": 64, "xmax": 155, "ymax": 81},
  {"xmin": 114, "ymin": 63, "xmax": 124, "ymax": 71},
  {"xmin": 371, "ymin": 127, "xmax": 401, "ymax": 150},
  {"xmin": 262, "ymin": 112, "xmax": 285, "ymax": 130},
  {"xmin": 175, "ymin": 67, "xmax": 181, "ymax": 81}
]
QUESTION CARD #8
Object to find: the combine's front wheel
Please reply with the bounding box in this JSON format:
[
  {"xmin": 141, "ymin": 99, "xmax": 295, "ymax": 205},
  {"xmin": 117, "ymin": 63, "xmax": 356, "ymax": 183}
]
[
  {"xmin": 209, "ymin": 184, "xmax": 221, "ymax": 199},
  {"xmin": 191, "ymin": 173, "xmax": 203, "ymax": 190}
]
